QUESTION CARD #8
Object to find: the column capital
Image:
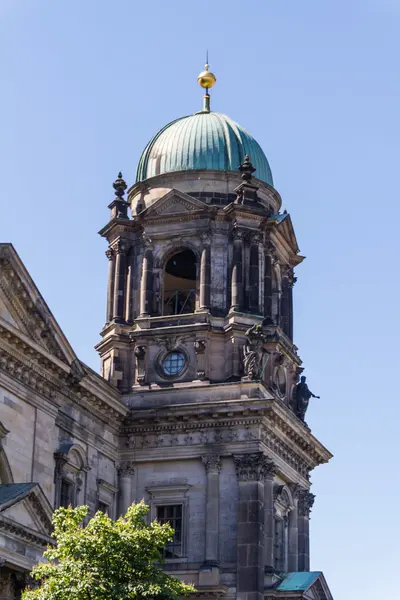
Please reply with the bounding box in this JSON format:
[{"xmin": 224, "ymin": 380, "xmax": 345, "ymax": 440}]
[
  {"xmin": 105, "ymin": 247, "xmax": 114, "ymax": 260},
  {"xmin": 141, "ymin": 232, "xmax": 154, "ymax": 250},
  {"xmin": 202, "ymin": 454, "xmax": 221, "ymax": 474},
  {"xmin": 117, "ymin": 460, "xmax": 135, "ymax": 477},
  {"xmin": 200, "ymin": 231, "xmax": 212, "ymax": 246},
  {"xmin": 232, "ymin": 226, "xmax": 246, "ymax": 242},
  {"xmin": 234, "ymin": 452, "xmax": 276, "ymax": 482},
  {"xmin": 250, "ymin": 231, "xmax": 263, "ymax": 245},
  {"xmin": 297, "ymin": 489, "xmax": 315, "ymax": 516},
  {"xmin": 112, "ymin": 239, "xmax": 129, "ymax": 255}
]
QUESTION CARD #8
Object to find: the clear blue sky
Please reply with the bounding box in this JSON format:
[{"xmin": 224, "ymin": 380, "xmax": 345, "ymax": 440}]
[{"xmin": 0, "ymin": 1, "xmax": 398, "ymax": 598}]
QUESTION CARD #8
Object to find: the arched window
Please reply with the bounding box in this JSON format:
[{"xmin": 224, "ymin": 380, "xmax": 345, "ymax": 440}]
[
  {"xmin": 54, "ymin": 444, "xmax": 88, "ymax": 508},
  {"xmin": 163, "ymin": 249, "xmax": 197, "ymax": 315}
]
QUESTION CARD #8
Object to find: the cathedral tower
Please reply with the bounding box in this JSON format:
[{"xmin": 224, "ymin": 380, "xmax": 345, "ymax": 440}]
[{"xmin": 97, "ymin": 64, "xmax": 333, "ymax": 600}]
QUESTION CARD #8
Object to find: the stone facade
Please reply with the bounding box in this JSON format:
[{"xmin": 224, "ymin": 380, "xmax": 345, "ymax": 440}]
[
  {"xmin": 0, "ymin": 153, "xmax": 334, "ymax": 599},
  {"xmin": 0, "ymin": 243, "xmax": 127, "ymax": 598}
]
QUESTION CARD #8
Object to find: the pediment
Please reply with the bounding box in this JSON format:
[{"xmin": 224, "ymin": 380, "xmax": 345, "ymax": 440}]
[
  {"xmin": 275, "ymin": 214, "xmax": 300, "ymax": 255},
  {"xmin": 272, "ymin": 572, "xmax": 333, "ymax": 600},
  {"xmin": 0, "ymin": 243, "xmax": 78, "ymax": 365},
  {"xmin": 0, "ymin": 483, "xmax": 53, "ymax": 536},
  {"xmin": 143, "ymin": 189, "xmax": 207, "ymax": 218}
]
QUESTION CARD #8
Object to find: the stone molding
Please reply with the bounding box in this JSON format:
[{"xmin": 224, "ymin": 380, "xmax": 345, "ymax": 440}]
[
  {"xmin": 233, "ymin": 452, "xmax": 275, "ymax": 482},
  {"xmin": 201, "ymin": 454, "xmax": 222, "ymax": 474}
]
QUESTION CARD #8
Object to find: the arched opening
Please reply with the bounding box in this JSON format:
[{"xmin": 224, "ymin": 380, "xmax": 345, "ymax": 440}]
[{"xmin": 163, "ymin": 249, "xmax": 197, "ymax": 315}]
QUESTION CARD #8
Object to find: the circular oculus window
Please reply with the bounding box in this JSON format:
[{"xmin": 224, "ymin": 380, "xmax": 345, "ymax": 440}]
[{"xmin": 162, "ymin": 351, "xmax": 186, "ymax": 376}]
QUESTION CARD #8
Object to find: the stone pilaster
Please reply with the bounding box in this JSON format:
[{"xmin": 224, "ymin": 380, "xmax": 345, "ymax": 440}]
[
  {"xmin": 249, "ymin": 234, "xmax": 261, "ymax": 314},
  {"xmin": 139, "ymin": 246, "xmax": 153, "ymax": 317},
  {"xmin": 234, "ymin": 453, "xmax": 271, "ymax": 600},
  {"xmin": 288, "ymin": 493, "xmax": 299, "ymax": 571},
  {"xmin": 230, "ymin": 229, "xmax": 244, "ymax": 312},
  {"xmin": 105, "ymin": 247, "xmax": 115, "ymax": 323},
  {"xmin": 200, "ymin": 455, "xmax": 221, "ymax": 587},
  {"xmin": 113, "ymin": 241, "xmax": 128, "ymax": 323},
  {"xmin": 194, "ymin": 340, "xmax": 207, "ymax": 380},
  {"xmin": 263, "ymin": 253, "xmax": 273, "ymax": 323},
  {"xmin": 297, "ymin": 489, "xmax": 315, "ymax": 571},
  {"xmin": 263, "ymin": 461, "xmax": 277, "ymax": 573},
  {"xmin": 117, "ymin": 461, "xmax": 135, "ymax": 516},
  {"xmin": 280, "ymin": 271, "xmax": 290, "ymax": 337}
]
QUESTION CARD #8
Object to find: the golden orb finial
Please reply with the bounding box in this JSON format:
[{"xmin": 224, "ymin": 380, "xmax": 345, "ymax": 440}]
[{"xmin": 197, "ymin": 61, "xmax": 216, "ymax": 89}]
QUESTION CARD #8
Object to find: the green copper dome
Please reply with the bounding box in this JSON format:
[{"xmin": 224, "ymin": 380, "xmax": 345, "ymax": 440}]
[{"xmin": 136, "ymin": 111, "xmax": 273, "ymax": 186}]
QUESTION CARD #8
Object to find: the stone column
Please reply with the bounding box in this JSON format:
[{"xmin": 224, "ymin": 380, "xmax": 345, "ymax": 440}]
[
  {"xmin": 297, "ymin": 490, "xmax": 315, "ymax": 571},
  {"xmin": 288, "ymin": 495, "xmax": 299, "ymax": 572},
  {"xmin": 139, "ymin": 247, "xmax": 153, "ymax": 317},
  {"xmin": 234, "ymin": 453, "xmax": 271, "ymax": 600},
  {"xmin": 249, "ymin": 234, "xmax": 261, "ymax": 314},
  {"xmin": 199, "ymin": 243, "xmax": 211, "ymax": 310},
  {"xmin": 200, "ymin": 455, "xmax": 221, "ymax": 586},
  {"xmin": 105, "ymin": 247, "xmax": 115, "ymax": 323},
  {"xmin": 288, "ymin": 272, "xmax": 296, "ymax": 341},
  {"xmin": 113, "ymin": 241, "xmax": 128, "ymax": 323},
  {"xmin": 125, "ymin": 247, "xmax": 135, "ymax": 323},
  {"xmin": 264, "ymin": 462, "xmax": 277, "ymax": 572},
  {"xmin": 263, "ymin": 253, "xmax": 273, "ymax": 323},
  {"xmin": 230, "ymin": 229, "xmax": 244, "ymax": 312},
  {"xmin": 117, "ymin": 461, "xmax": 135, "ymax": 516}
]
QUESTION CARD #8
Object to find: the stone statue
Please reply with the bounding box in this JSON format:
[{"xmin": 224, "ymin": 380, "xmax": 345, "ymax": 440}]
[
  {"xmin": 243, "ymin": 325, "xmax": 267, "ymax": 380},
  {"xmin": 294, "ymin": 376, "xmax": 320, "ymax": 422}
]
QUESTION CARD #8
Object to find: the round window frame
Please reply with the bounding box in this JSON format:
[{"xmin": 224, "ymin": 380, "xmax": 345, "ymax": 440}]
[{"xmin": 156, "ymin": 347, "xmax": 189, "ymax": 381}]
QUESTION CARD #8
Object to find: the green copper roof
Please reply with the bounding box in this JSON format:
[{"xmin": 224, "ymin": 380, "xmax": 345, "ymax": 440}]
[
  {"xmin": 136, "ymin": 111, "xmax": 273, "ymax": 186},
  {"xmin": 276, "ymin": 572, "xmax": 323, "ymax": 591}
]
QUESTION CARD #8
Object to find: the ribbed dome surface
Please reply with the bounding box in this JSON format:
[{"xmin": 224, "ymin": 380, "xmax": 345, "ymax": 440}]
[{"xmin": 136, "ymin": 112, "xmax": 273, "ymax": 186}]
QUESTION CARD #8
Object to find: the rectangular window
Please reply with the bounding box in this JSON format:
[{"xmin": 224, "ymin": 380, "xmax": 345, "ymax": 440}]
[
  {"xmin": 156, "ymin": 504, "xmax": 183, "ymax": 558},
  {"xmin": 60, "ymin": 479, "xmax": 73, "ymax": 508}
]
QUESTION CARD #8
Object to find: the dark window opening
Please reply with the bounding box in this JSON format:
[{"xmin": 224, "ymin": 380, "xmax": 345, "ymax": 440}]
[
  {"xmin": 60, "ymin": 479, "xmax": 73, "ymax": 508},
  {"xmin": 157, "ymin": 504, "xmax": 183, "ymax": 558},
  {"xmin": 98, "ymin": 501, "xmax": 109, "ymax": 515},
  {"xmin": 164, "ymin": 250, "xmax": 196, "ymax": 315}
]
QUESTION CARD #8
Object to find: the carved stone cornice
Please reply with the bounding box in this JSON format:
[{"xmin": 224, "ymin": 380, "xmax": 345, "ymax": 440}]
[
  {"xmin": 297, "ymin": 489, "xmax": 315, "ymax": 516},
  {"xmin": 0, "ymin": 328, "xmax": 126, "ymax": 425},
  {"xmin": 233, "ymin": 452, "xmax": 275, "ymax": 482},
  {"xmin": 201, "ymin": 455, "xmax": 222, "ymax": 474},
  {"xmin": 0, "ymin": 515, "xmax": 53, "ymax": 548}
]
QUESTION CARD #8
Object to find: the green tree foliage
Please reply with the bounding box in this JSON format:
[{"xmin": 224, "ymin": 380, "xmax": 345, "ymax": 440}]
[{"xmin": 22, "ymin": 503, "xmax": 194, "ymax": 600}]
